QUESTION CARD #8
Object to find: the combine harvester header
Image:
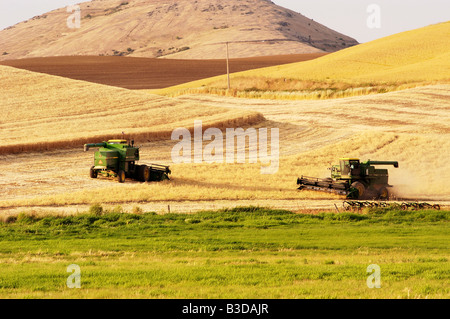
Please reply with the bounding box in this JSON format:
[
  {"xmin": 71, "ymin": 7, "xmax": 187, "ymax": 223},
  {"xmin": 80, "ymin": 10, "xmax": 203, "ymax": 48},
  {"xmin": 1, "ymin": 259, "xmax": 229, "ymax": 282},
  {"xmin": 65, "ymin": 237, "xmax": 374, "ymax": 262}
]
[{"xmin": 297, "ymin": 158, "xmax": 398, "ymax": 200}]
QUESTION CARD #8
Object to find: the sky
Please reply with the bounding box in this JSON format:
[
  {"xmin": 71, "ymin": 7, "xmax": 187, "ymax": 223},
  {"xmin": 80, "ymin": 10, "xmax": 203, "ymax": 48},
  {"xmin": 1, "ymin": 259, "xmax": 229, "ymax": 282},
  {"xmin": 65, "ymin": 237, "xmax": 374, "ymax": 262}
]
[
  {"xmin": 274, "ymin": 0, "xmax": 450, "ymax": 42},
  {"xmin": 0, "ymin": 0, "xmax": 449, "ymax": 43}
]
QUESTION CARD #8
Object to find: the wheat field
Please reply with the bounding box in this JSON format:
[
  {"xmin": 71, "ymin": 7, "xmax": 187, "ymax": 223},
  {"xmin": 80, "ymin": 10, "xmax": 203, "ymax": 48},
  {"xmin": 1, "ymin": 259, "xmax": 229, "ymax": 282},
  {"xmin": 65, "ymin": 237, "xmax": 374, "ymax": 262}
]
[
  {"xmin": 0, "ymin": 65, "xmax": 263, "ymax": 154},
  {"xmin": 1, "ymin": 80, "xmax": 449, "ymax": 213},
  {"xmin": 1, "ymin": 19, "xmax": 450, "ymax": 212}
]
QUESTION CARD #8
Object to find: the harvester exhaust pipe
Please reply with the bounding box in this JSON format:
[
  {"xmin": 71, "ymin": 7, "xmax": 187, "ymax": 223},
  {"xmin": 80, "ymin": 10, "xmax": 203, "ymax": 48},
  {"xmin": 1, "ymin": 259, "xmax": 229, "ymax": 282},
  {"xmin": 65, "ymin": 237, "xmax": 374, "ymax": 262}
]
[
  {"xmin": 84, "ymin": 142, "xmax": 106, "ymax": 152},
  {"xmin": 366, "ymin": 160, "xmax": 399, "ymax": 168}
]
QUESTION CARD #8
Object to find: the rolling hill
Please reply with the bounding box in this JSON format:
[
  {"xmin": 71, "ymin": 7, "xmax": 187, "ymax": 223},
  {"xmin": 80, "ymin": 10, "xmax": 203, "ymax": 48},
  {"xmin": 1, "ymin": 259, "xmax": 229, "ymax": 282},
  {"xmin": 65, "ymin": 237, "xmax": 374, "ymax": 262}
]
[
  {"xmin": 0, "ymin": 65, "xmax": 263, "ymax": 154},
  {"xmin": 155, "ymin": 21, "xmax": 450, "ymax": 97},
  {"xmin": 253, "ymin": 21, "xmax": 450, "ymax": 83},
  {"xmin": 0, "ymin": 0, "xmax": 358, "ymax": 61}
]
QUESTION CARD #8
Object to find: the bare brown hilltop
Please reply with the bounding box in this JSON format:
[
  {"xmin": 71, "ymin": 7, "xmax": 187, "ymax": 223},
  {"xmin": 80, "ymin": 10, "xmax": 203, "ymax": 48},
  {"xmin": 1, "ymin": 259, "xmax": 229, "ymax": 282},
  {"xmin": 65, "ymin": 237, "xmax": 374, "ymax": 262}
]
[{"xmin": 0, "ymin": 0, "xmax": 358, "ymax": 61}]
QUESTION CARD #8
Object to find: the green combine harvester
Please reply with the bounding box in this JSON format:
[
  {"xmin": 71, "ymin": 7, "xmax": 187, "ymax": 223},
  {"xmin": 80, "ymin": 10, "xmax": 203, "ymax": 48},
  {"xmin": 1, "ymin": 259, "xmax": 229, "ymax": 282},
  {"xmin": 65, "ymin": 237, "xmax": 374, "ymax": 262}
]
[
  {"xmin": 297, "ymin": 158, "xmax": 398, "ymax": 200},
  {"xmin": 84, "ymin": 139, "xmax": 170, "ymax": 183}
]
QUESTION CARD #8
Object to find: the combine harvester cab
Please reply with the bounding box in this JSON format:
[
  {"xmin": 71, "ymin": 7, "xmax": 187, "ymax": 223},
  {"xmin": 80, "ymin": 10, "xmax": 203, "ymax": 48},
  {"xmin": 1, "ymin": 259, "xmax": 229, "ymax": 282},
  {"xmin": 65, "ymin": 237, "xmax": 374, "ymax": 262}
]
[
  {"xmin": 84, "ymin": 140, "xmax": 170, "ymax": 183},
  {"xmin": 297, "ymin": 158, "xmax": 398, "ymax": 200}
]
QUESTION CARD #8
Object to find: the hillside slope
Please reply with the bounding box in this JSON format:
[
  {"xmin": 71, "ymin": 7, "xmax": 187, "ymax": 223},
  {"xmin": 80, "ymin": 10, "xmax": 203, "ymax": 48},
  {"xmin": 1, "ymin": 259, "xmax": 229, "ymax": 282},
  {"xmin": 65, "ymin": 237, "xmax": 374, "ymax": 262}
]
[
  {"xmin": 0, "ymin": 0, "xmax": 357, "ymax": 61},
  {"xmin": 155, "ymin": 22, "xmax": 450, "ymax": 97},
  {"xmin": 258, "ymin": 21, "xmax": 450, "ymax": 83}
]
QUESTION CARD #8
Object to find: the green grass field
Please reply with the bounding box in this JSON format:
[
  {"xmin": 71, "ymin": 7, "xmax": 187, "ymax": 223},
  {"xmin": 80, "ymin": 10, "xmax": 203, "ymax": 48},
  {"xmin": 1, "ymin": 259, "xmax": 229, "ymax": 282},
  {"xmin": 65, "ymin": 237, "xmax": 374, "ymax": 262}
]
[{"xmin": 0, "ymin": 206, "xmax": 448, "ymax": 299}]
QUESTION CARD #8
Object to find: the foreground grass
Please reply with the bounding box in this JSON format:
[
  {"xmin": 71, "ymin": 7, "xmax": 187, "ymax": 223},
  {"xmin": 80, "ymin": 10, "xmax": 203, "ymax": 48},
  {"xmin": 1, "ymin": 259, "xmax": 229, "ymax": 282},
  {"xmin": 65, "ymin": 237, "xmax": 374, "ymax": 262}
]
[{"xmin": 0, "ymin": 206, "xmax": 448, "ymax": 299}]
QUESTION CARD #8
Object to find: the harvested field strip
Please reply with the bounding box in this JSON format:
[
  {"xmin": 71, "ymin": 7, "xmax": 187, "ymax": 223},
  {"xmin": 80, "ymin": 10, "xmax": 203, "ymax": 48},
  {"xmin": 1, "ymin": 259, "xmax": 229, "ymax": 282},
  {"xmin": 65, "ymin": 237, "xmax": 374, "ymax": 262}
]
[
  {"xmin": 174, "ymin": 85, "xmax": 450, "ymax": 135},
  {"xmin": 0, "ymin": 54, "xmax": 326, "ymax": 89},
  {"xmin": 0, "ymin": 113, "xmax": 265, "ymax": 155}
]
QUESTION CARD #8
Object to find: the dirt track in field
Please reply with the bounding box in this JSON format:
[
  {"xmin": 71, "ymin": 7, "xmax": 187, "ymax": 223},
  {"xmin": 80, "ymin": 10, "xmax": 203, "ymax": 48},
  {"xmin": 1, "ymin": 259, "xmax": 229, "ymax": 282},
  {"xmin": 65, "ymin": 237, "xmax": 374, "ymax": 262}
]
[
  {"xmin": 0, "ymin": 54, "xmax": 325, "ymax": 89},
  {"xmin": 0, "ymin": 199, "xmax": 343, "ymax": 216}
]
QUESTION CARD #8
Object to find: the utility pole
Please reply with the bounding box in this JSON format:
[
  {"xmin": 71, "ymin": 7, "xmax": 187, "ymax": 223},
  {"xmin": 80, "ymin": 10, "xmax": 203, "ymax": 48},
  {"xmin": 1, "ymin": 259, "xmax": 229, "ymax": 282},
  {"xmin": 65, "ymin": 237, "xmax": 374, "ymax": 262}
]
[{"xmin": 226, "ymin": 41, "xmax": 230, "ymax": 90}]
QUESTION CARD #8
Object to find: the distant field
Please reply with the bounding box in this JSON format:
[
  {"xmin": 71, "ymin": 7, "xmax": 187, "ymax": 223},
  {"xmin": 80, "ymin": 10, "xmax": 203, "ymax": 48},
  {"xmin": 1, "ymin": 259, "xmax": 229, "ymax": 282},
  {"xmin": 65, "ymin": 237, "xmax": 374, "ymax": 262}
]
[
  {"xmin": 0, "ymin": 206, "xmax": 448, "ymax": 299},
  {"xmin": 0, "ymin": 54, "xmax": 326, "ymax": 89},
  {"xmin": 155, "ymin": 22, "xmax": 450, "ymax": 99}
]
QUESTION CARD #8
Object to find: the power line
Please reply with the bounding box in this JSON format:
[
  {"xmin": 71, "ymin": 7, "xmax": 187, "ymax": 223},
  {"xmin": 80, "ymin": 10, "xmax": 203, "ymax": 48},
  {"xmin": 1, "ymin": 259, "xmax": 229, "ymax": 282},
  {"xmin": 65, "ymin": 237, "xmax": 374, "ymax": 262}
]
[{"xmin": 211, "ymin": 39, "xmax": 297, "ymax": 90}]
